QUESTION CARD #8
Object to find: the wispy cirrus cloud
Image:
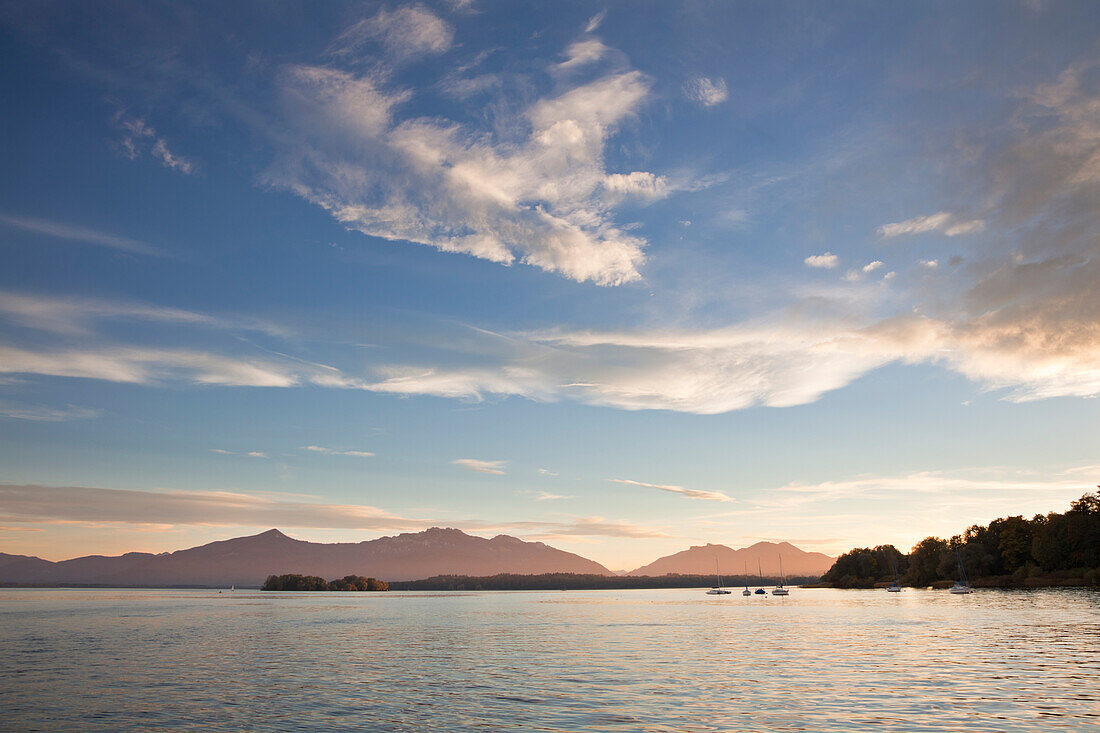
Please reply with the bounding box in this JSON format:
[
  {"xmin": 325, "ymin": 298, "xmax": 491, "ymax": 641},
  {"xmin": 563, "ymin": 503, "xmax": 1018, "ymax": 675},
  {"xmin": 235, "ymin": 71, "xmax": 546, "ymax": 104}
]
[
  {"xmin": 608, "ymin": 478, "xmax": 736, "ymax": 503},
  {"xmin": 0, "ymin": 291, "xmax": 287, "ymax": 337},
  {"xmin": 0, "ymin": 344, "xmax": 319, "ymax": 387},
  {"xmin": 329, "ymin": 4, "xmax": 453, "ymax": 60},
  {"xmin": 684, "ymin": 77, "xmax": 728, "ymax": 107},
  {"xmin": 877, "ymin": 211, "xmax": 985, "ymax": 238},
  {"xmin": 0, "ymin": 484, "xmax": 667, "ymax": 541},
  {"xmin": 0, "ymin": 401, "xmax": 101, "ymax": 422},
  {"xmin": 452, "ymin": 458, "xmax": 506, "ymax": 475},
  {"xmin": 0, "ymin": 213, "xmax": 165, "ymax": 257},
  {"xmin": 209, "ymin": 449, "xmax": 268, "ymax": 458},
  {"xmin": 112, "ymin": 112, "xmax": 194, "ymax": 174},
  {"xmin": 303, "ymin": 445, "xmax": 375, "ymax": 457}
]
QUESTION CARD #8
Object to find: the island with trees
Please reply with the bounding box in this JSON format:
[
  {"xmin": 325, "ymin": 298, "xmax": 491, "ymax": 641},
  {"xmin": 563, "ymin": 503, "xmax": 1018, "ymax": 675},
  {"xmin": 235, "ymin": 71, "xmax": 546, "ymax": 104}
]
[
  {"xmin": 261, "ymin": 574, "xmax": 388, "ymax": 591},
  {"xmin": 818, "ymin": 491, "xmax": 1099, "ymax": 588}
]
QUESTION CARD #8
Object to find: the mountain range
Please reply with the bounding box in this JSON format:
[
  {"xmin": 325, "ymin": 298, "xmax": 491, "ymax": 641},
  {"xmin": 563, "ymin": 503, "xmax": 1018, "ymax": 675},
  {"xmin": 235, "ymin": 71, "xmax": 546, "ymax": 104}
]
[
  {"xmin": 0, "ymin": 529, "xmax": 834, "ymax": 586},
  {"xmin": 626, "ymin": 541, "xmax": 835, "ymax": 578}
]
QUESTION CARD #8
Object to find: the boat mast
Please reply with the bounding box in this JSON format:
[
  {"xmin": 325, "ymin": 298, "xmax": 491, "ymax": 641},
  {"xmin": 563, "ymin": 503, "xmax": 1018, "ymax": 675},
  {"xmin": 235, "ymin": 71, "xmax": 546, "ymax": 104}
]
[{"xmin": 955, "ymin": 547, "xmax": 970, "ymax": 586}]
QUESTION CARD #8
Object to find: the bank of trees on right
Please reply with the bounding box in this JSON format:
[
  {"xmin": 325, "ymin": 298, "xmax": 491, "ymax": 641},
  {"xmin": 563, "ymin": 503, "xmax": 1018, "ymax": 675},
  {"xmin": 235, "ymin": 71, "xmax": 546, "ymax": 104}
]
[{"xmin": 822, "ymin": 492, "xmax": 1100, "ymax": 587}]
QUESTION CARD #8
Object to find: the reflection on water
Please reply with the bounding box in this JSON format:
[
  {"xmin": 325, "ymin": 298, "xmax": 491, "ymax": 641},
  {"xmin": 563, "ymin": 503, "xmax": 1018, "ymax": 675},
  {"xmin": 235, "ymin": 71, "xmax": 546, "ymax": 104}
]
[{"xmin": 1, "ymin": 587, "xmax": 1097, "ymax": 731}]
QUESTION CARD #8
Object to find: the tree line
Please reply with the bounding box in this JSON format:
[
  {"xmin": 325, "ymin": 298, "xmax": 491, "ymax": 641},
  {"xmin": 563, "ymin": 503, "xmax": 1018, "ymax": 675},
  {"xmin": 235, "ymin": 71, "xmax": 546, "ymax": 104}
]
[
  {"xmin": 388, "ymin": 572, "xmax": 816, "ymax": 591},
  {"xmin": 261, "ymin": 574, "xmax": 388, "ymax": 591},
  {"xmin": 822, "ymin": 492, "xmax": 1100, "ymax": 588}
]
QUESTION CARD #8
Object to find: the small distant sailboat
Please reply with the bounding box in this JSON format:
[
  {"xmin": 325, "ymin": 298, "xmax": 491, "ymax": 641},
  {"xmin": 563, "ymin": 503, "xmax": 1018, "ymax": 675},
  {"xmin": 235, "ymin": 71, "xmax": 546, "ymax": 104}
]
[
  {"xmin": 772, "ymin": 555, "xmax": 789, "ymax": 596},
  {"xmin": 949, "ymin": 548, "xmax": 973, "ymax": 594},
  {"xmin": 706, "ymin": 557, "xmax": 732, "ymax": 595},
  {"xmin": 742, "ymin": 561, "xmax": 751, "ymax": 596},
  {"xmin": 886, "ymin": 556, "xmax": 902, "ymax": 592},
  {"xmin": 754, "ymin": 559, "xmax": 766, "ymax": 594}
]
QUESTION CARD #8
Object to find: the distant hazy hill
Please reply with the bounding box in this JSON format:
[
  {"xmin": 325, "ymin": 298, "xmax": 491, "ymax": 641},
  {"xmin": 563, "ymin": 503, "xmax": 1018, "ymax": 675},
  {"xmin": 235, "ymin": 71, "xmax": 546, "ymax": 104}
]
[
  {"xmin": 0, "ymin": 528, "xmax": 611, "ymax": 586},
  {"xmin": 627, "ymin": 541, "xmax": 834, "ymax": 578}
]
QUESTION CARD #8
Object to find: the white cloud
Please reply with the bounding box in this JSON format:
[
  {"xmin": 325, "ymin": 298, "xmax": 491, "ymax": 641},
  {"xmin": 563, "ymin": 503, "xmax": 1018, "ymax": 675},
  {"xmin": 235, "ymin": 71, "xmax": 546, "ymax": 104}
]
[
  {"xmin": 608, "ymin": 478, "xmax": 736, "ymax": 503},
  {"xmin": 584, "ymin": 10, "xmax": 607, "ymax": 33},
  {"xmin": 878, "ymin": 212, "xmax": 985, "ymax": 238},
  {"xmin": 556, "ymin": 39, "xmax": 610, "ymax": 71},
  {"xmin": 530, "ymin": 491, "xmax": 571, "ymax": 501},
  {"xmin": 113, "ymin": 112, "xmax": 194, "ymax": 175},
  {"xmin": 209, "ymin": 449, "xmax": 268, "ymax": 458},
  {"xmin": 804, "ymin": 252, "xmax": 839, "ymax": 269},
  {"xmin": 919, "ymin": 259, "xmax": 939, "ymax": 268},
  {"xmin": 684, "ymin": 77, "xmax": 729, "ymax": 107},
  {"xmin": 269, "ymin": 37, "xmax": 655, "ymax": 285},
  {"xmin": 150, "ymin": 139, "xmax": 194, "ymax": 174},
  {"xmin": 602, "ymin": 171, "xmax": 669, "ymax": 201},
  {"xmin": 537, "ymin": 468, "xmax": 559, "ymax": 476},
  {"xmin": 452, "ymin": 458, "xmax": 506, "ymax": 475},
  {"xmin": 329, "ymin": 4, "xmax": 453, "ymax": 60},
  {"xmin": 0, "ymin": 214, "xmax": 165, "ymax": 257},
  {"xmin": 303, "ymin": 445, "xmax": 375, "ymax": 457},
  {"xmin": 844, "ymin": 260, "xmax": 885, "ymax": 282}
]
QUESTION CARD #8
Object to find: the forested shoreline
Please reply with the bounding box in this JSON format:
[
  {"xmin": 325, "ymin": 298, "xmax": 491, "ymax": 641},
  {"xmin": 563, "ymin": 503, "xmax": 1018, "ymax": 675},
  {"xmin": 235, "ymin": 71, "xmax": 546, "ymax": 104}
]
[
  {"xmin": 821, "ymin": 492, "xmax": 1100, "ymax": 588},
  {"xmin": 387, "ymin": 573, "xmax": 815, "ymax": 591}
]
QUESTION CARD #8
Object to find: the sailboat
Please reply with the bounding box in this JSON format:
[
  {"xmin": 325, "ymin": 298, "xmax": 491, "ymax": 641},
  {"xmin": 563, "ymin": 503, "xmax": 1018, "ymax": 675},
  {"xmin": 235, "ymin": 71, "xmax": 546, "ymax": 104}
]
[
  {"xmin": 706, "ymin": 557, "xmax": 732, "ymax": 595},
  {"xmin": 754, "ymin": 559, "xmax": 766, "ymax": 594},
  {"xmin": 949, "ymin": 547, "xmax": 974, "ymax": 594},
  {"xmin": 771, "ymin": 554, "xmax": 789, "ymax": 595},
  {"xmin": 742, "ymin": 561, "xmax": 751, "ymax": 596},
  {"xmin": 886, "ymin": 556, "xmax": 902, "ymax": 592}
]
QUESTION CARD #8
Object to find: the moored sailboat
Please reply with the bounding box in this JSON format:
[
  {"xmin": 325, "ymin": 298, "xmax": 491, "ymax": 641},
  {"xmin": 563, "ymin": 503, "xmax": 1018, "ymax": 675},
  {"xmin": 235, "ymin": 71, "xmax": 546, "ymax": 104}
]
[
  {"xmin": 771, "ymin": 554, "xmax": 789, "ymax": 595},
  {"xmin": 706, "ymin": 557, "xmax": 732, "ymax": 595},
  {"xmin": 754, "ymin": 559, "xmax": 766, "ymax": 594},
  {"xmin": 949, "ymin": 547, "xmax": 974, "ymax": 594},
  {"xmin": 886, "ymin": 556, "xmax": 901, "ymax": 592}
]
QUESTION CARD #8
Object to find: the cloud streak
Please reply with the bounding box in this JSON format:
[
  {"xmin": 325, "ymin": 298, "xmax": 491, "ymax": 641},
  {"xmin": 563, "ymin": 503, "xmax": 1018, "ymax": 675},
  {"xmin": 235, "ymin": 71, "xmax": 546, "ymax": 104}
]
[
  {"xmin": 0, "ymin": 484, "xmax": 666, "ymax": 540},
  {"xmin": 304, "ymin": 445, "xmax": 375, "ymax": 457},
  {"xmin": 452, "ymin": 458, "xmax": 506, "ymax": 475},
  {"xmin": 877, "ymin": 211, "xmax": 985, "ymax": 238},
  {"xmin": 0, "ymin": 214, "xmax": 165, "ymax": 257},
  {"xmin": 608, "ymin": 478, "xmax": 736, "ymax": 503}
]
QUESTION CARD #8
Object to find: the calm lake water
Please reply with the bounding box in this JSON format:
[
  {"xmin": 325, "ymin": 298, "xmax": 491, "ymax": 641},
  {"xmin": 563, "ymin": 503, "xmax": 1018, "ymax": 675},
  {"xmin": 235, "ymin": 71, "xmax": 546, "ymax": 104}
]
[{"xmin": 0, "ymin": 587, "xmax": 1097, "ymax": 732}]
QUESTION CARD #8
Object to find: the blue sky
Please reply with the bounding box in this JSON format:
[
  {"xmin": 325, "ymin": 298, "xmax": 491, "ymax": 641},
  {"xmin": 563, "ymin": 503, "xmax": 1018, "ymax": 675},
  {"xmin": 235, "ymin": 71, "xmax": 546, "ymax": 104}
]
[{"xmin": 1, "ymin": 0, "xmax": 1098, "ymax": 569}]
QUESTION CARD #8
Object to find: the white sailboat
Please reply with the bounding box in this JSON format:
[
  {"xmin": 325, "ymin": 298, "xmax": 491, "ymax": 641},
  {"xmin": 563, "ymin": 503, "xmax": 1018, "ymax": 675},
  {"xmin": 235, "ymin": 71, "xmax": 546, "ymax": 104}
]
[
  {"xmin": 886, "ymin": 555, "xmax": 901, "ymax": 592},
  {"xmin": 949, "ymin": 547, "xmax": 974, "ymax": 594},
  {"xmin": 742, "ymin": 561, "xmax": 751, "ymax": 596},
  {"xmin": 754, "ymin": 559, "xmax": 766, "ymax": 595},
  {"xmin": 771, "ymin": 554, "xmax": 789, "ymax": 595},
  {"xmin": 706, "ymin": 557, "xmax": 732, "ymax": 594}
]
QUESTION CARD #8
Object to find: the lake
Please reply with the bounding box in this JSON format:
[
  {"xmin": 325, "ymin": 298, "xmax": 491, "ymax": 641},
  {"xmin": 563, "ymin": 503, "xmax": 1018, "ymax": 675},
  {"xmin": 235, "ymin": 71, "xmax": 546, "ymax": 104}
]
[{"xmin": 0, "ymin": 587, "xmax": 1097, "ymax": 731}]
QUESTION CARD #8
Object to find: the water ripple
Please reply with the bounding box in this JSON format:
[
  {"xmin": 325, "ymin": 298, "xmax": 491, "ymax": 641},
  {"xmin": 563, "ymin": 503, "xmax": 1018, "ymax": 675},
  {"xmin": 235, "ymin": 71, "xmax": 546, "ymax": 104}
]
[{"xmin": 0, "ymin": 587, "xmax": 1097, "ymax": 731}]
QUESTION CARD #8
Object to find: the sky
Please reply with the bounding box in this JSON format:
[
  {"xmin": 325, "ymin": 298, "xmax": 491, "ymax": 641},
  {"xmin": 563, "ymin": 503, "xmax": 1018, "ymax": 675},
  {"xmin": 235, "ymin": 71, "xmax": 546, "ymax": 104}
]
[{"xmin": 1, "ymin": 0, "xmax": 1098, "ymax": 570}]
